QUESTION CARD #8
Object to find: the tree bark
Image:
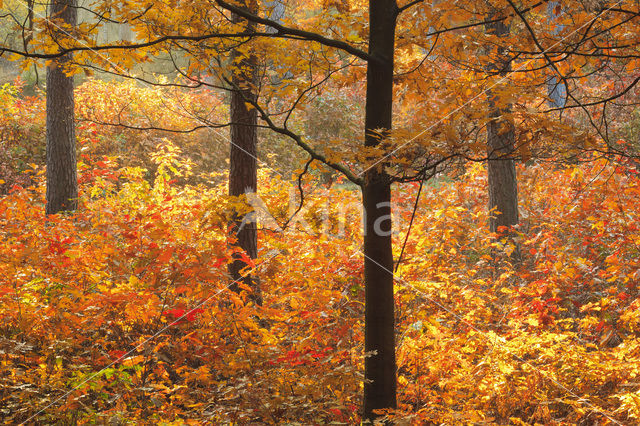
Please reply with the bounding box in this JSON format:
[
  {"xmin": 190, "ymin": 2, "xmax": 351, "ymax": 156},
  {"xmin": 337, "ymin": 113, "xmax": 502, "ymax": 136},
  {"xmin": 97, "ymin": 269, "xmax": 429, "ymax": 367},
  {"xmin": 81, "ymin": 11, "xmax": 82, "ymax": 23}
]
[
  {"xmin": 45, "ymin": 0, "xmax": 77, "ymax": 215},
  {"xmin": 485, "ymin": 13, "xmax": 518, "ymax": 237},
  {"xmin": 487, "ymin": 115, "xmax": 518, "ymax": 233},
  {"xmin": 362, "ymin": 0, "xmax": 397, "ymax": 419},
  {"xmin": 546, "ymin": 1, "xmax": 566, "ymax": 108},
  {"xmin": 228, "ymin": 4, "xmax": 261, "ymax": 305}
]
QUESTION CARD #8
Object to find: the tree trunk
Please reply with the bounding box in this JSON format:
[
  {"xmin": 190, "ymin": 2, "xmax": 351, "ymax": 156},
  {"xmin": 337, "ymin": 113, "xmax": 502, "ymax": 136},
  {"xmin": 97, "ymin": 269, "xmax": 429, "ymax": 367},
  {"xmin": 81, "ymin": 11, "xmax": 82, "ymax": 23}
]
[
  {"xmin": 546, "ymin": 1, "xmax": 566, "ymax": 108},
  {"xmin": 45, "ymin": 0, "xmax": 77, "ymax": 215},
  {"xmin": 362, "ymin": 0, "xmax": 397, "ymax": 419},
  {"xmin": 487, "ymin": 117, "xmax": 518, "ymax": 233},
  {"xmin": 485, "ymin": 13, "xmax": 518, "ymax": 237},
  {"xmin": 228, "ymin": 4, "xmax": 261, "ymax": 305}
]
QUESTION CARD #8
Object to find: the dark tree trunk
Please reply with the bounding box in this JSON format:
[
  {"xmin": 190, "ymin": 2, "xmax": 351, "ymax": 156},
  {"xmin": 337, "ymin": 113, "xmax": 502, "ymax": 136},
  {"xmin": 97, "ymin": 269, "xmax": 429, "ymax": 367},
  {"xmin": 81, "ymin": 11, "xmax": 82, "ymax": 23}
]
[
  {"xmin": 45, "ymin": 0, "xmax": 77, "ymax": 215},
  {"xmin": 485, "ymin": 14, "xmax": 518, "ymax": 237},
  {"xmin": 228, "ymin": 5, "xmax": 261, "ymax": 305},
  {"xmin": 487, "ymin": 121, "xmax": 518, "ymax": 233},
  {"xmin": 362, "ymin": 0, "xmax": 397, "ymax": 419}
]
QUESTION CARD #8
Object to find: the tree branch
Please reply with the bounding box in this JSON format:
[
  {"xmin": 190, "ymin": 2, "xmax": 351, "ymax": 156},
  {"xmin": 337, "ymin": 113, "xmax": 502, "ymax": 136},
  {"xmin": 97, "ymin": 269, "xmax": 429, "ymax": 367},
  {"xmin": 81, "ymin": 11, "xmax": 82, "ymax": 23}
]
[
  {"xmin": 397, "ymin": 0, "xmax": 424, "ymax": 15},
  {"xmin": 213, "ymin": 0, "xmax": 372, "ymax": 62}
]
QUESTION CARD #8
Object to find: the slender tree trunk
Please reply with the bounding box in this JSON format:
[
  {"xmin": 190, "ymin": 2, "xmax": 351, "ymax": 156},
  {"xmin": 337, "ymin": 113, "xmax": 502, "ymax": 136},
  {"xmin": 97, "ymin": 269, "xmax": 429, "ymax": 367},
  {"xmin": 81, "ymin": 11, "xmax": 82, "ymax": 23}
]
[
  {"xmin": 487, "ymin": 115, "xmax": 518, "ymax": 234},
  {"xmin": 362, "ymin": 0, "xmax": 397, "ymax": 419},
  {"xmin": 546, "ymin": 1, "xmax": 566, "ymax": 108},
  {"xmin": 485, "ymin": 12, "xmax": 518, "ymax": 238},
  {"xmin": 45, "ymin": 0, "xmax": 77, "ymax": 215},
  {"xmin": 228, "ymin": 3, "xmax": 261, "ymax": 305}
]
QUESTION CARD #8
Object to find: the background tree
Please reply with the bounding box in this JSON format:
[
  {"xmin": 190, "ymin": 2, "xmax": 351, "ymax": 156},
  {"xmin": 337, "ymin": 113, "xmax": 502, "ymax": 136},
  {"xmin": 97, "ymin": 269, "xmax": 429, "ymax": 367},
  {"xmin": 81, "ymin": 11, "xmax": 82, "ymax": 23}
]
[
  {"xmin": 45, "ymin": 0, "xmax": 77, "ymax": 215},
  {"xmin": 484, "ymin": 4, "xmax": 519, "ymax": 242},
  {"xmin": 545, "ymin": 1, "xmax": 566, "ymax": 108},
  {"xmin": 228, "ymin": 2, "xmax": 262, "ymax": 305}
]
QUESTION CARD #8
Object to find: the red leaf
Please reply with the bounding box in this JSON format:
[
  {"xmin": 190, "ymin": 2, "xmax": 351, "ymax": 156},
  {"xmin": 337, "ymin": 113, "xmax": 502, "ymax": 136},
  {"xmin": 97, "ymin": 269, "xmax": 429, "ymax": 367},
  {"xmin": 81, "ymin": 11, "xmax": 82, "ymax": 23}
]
[
  {"xmin": 238, "ymin": 251, "xmax": 255, "ymax": 268},
  {"xmin": 164, "ymin": 308, "xmax": 185, "ymax": 319},
  {"xmin": 185, "ymin": 308, "xmax": 204, "ymax": 321},
  {"xmin": 330, "ymin": 408, "xmax": 342, "ymax": 417},
  {"xmin": 109, "ymin": 350, "xmax": 127, "ymax": 360},
  {"xmin": 157, "ymin": 247, "xmax": 174, "ymax": 264}
]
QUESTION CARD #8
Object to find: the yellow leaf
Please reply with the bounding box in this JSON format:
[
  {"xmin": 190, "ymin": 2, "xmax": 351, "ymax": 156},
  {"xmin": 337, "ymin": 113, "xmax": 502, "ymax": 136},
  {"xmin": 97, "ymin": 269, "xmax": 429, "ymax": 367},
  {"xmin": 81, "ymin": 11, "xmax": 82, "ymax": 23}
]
[
  {"xmin": 526, "ymin": 317, "xmax": 539, "ymax": 327},
  {"xmin": 497, "ymin": 361, "xmax": 514, "ymax": 375}
]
